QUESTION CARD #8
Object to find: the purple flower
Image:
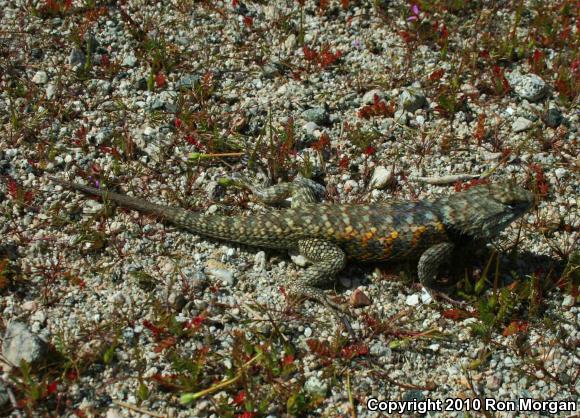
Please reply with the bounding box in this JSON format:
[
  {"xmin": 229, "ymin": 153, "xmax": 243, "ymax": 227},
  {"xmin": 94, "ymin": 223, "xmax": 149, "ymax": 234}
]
[
  {"xmin": 407, "ymin": 3, "xmax": 420, "ymax": 21},
  {"xmin": 89, "ymin": 176, "xmax": 100, "ymax": 189},
  {"xmin": 351, "ymin": 39, "xmax": 362, "ymax": 49}
]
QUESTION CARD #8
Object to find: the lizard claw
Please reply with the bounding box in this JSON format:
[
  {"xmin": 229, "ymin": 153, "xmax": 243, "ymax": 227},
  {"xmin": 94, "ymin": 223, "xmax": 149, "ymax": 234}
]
[
  {"xmin": 338, "ymin": 312, "xmax": 356, "ymax": 339},
  {"xmin": 321, "ymin": 296, "xmax": 357, "ymax": 338},
  {"xmin": 431, "ymin": 289, "xmax": 469, "ymax": 307}
]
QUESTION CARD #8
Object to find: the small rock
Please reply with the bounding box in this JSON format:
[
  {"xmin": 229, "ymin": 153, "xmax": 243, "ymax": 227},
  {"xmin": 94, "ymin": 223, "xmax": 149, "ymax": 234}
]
[
  {"xmin": 362, "ymin": 89, "xmax": 386, "ymax": 105},
  {"xmin": 420, "ymin": 288, "xmax": 433, "ymax": 304},
  {"xmin": 206, "ymin": 259, "xmax": 227, "ymax": 270},
  {"xmin": 169, "ymin": 293, "xmax": 187, "ymax": 311},
  {"xmin": 304, "ymin": 376, "xmax": 327, "ymax": 396},
  {"xmin": 370, "ymin": 341, "xmax": 391, "ymax": 357},
  {"xmin": 304, "ymin": 327, "xmax": 312, "ymax": 338},
  {"xmin": 30, "ymin": 48, "xmax": 43, "ymax": 60},
  {"xmin": 402, "ymin": 389, "xmax": 425, "ymax": 402},
  {"xmin": 21, "ymin": 300, "xmax": 37, "ymax": 311},
  {"xmin": 427, "ymin": 343, "xmax": 440, "ymax": 352},
  {"xmin": 93, "ymin": 127, "xmax": 113, "ymax": 145},
  {"xmin": 176, "ymin": 74, "xmax": 200, "ymax": 90},
  {"xmin": 253, "ymin": 251, "xmax": 266, "ymax": 271},
  {"xmin": 301, "ymin": 106, "xmax": 329, "ymax": 126},
  {"xmin": 394, "ymin": 109, "xmax": 408, "ymax": 125},
  {"xmin": 399, "ymin": 87, "xmax": 426, "ymax": 112},
  {"xmin": 543, "ymin": 108, "xmax": 563, "ymax": 128},
  {"xmin": 262, "ymin": 60, "xmax": 285, "ymax": 79},
  {"xmin": 32, "ymin": 70, "xmax": 48, "ymax": 84},
  {"xmin": 84, "ymin": 199, "xmax": 103, "ymax": 214},
  {"xmin": 105, "ymin": 408, "xmax": 124, "ymax": 418},
  {"xmin": 350, "ymin": 287, "xmax": 372, "ymax": 307},
  {"xmin": 134, "ymin": 77, "xmax": 148, "ymax": 91},
  {"xmin": 189, "ymin": 269, "xmax": 208, "ymax": 290},
  {"xmin": 68, "ymin": 48, "xmax": 85, "ymax": 66},
  {"xmin": 121, "ymin": 53, "xmax": 138, "ymax": 67},
  {"xmin": 290, "ymin": 252, "xmax": 309, "ymax": 267},
  {"xmin": 2, "ymin": 321, "xmax": 48, "ymax": 366},
  {"xmin": 480, "ymin": 150, "xmax": 503, "ymax": 161},
  {"xmin": 461, "ymin": 83, "xmax": 478, "ymax": 95},
  {"xmin": 205, "ymin": 181, "xmax": 223, "ymax": 200},
  {"xmin": 45, "ymin": 83, "xmax": 56, "ymax": 100},
  {"xmin": 284, "ymin": 34, "xmax": 296, "ymax": 51},
  {"xmin": 108, "ymin": 292, "xmax": 126, "ymax": 306},
  {"xmin": 369, "ymin": 166, "xmax": 394, "ymax": 190},
  {"xmin": 558, "ymin": 371, "xmax": 571, "ymax": 384},
  {"xmin": 303, "ymin": 121, "xmax": 319, "ymax": 136},
  {"xmin": 343, "ymin": 179, "xmax": 359, "ymax": 194},
  {"xmin": 554, "ymin": 167, "xmax": 567, "ymax": 180},
  {"xmin": 206, "ymin": 204, "xmax": 219, "ymax": 214},
  {"xmin": 251, "ymin": 78, "xmax": 264, "ymax": 90},
  {"xmin": 208, "ymin": 268, "xmax": 235, "ymax": 286},
  {"xmin": 150, "ymin": 91, "xmax": 177, "ymax": 113},
  {"xmin": 150, "ymin": 98, "xmax": 164, "ymax": 111},
  {"xmin": 506, "ymin": 71, "xmax": 548, "ymax": 102},
  {"xmin": 486, "ymin": 373, "xmax": 503, "ymax": 390},
  {"xmin": 512, "ymin": 117, "xmax": 533, "ymax": 133},
  {"xmin": 405, "ymin": 294, "xmax": 420, "ymax": 306},
  {"xmin": 222, "ymin": 247, "xmax": 236, "ymax": 263},
  {"xmin": 562, "ymin": 294, "xmax": 575, "ymax": 308}
]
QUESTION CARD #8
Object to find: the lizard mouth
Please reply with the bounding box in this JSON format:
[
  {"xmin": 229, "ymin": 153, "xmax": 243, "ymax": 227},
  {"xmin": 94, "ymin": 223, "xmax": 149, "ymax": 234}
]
[
  {"xmin": 508, "ymin": 201, "xmax": 533, "ymax": 216},
  {"xmin": 482, "ymin": 203, "xmax": 529, "ymax": 239}
]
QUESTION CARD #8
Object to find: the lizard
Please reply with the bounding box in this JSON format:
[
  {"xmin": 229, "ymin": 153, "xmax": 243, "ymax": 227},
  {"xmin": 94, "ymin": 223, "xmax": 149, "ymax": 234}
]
[{"xmin": 47, "ymin": 175, "xmax": 534, "ymax": 327}]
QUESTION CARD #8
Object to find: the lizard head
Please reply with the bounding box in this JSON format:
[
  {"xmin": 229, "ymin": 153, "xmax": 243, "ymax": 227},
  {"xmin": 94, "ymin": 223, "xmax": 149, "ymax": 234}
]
[{"xmin": 442, "ymin": 183, "xmax": 534, "ymax": 240}]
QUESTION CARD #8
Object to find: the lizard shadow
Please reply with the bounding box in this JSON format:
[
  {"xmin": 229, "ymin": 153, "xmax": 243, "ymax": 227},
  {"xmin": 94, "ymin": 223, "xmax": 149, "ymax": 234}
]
[{"xmin": 337, "ymin": 250, "xmax": 566, "ymax": 300}]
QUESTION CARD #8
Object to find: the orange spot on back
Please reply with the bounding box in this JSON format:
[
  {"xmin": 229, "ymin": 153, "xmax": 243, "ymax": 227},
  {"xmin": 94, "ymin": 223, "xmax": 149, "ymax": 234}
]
[{"xmin": 410, "ymin": 225, "xmax": 428, "ymax": 247}]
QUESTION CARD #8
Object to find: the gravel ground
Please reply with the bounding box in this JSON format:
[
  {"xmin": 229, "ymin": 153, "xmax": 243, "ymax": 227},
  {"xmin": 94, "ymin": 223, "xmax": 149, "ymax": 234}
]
[{"xmin": 0, "ymin": 1, "xmax": 578, "ymax": 417}]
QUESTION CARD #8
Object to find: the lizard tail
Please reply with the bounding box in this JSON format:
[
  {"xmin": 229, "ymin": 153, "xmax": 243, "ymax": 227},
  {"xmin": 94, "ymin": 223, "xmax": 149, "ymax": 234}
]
[
  {"xmin": 48, "ymin": 176, "xmax": 292, "ymax": 249},
  {"xmin": 47, "ymin": 176, "xmax": 183, "ymax": 220}
]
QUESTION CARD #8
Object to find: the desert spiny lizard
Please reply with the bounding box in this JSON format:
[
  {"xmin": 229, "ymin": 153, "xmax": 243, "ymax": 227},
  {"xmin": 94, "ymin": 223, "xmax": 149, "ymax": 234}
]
[{"xmin": 48, "ymin": 175, "xmax": 533, "ymax": 320}]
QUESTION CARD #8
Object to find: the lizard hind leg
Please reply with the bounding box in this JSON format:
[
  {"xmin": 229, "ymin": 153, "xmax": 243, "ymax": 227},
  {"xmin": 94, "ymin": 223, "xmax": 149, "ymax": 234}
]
[
  {"xmin": 230, "ymin": 174, "xmax": 324, "ymax": 207},
  {"xmin": 286, "ymin": 239, "xmax": 353, "ymax": 334}
]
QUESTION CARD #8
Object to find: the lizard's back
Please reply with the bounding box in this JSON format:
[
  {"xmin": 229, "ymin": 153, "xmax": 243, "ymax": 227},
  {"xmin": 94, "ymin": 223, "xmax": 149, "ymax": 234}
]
[{"xmin": 187, "ymin": 201, "xmax": 449, "ymax": 262}]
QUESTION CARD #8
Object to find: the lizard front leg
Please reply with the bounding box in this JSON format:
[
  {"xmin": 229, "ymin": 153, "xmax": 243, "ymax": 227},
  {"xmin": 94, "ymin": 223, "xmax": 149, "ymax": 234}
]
[{"xmin": 230, "ymin": 174, "xmax": 324, "ymax": 207}]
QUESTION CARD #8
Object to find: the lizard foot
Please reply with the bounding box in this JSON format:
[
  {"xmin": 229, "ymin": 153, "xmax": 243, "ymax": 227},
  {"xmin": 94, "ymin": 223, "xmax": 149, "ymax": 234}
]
[
  {"xmin": 287, "ymin": 284, "xmax": 356, "ymax": 338},
  {"xmin": 414, "ymin": 283, "xmax": 468, "ymax": 307}
]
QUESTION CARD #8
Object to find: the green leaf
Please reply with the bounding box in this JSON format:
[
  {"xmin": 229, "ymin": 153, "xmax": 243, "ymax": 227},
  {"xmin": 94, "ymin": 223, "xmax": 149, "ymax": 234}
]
[
  {"xmin": 474, "ymin": 276, "xmax": 486, "ymax": 294},
  {"xmin": 137, "ymin": 382, "xmax": 149, "ymax": 401},
  {"xmin": 103, "ymin": 345, "xmax": 115, "ymax": 364}
]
